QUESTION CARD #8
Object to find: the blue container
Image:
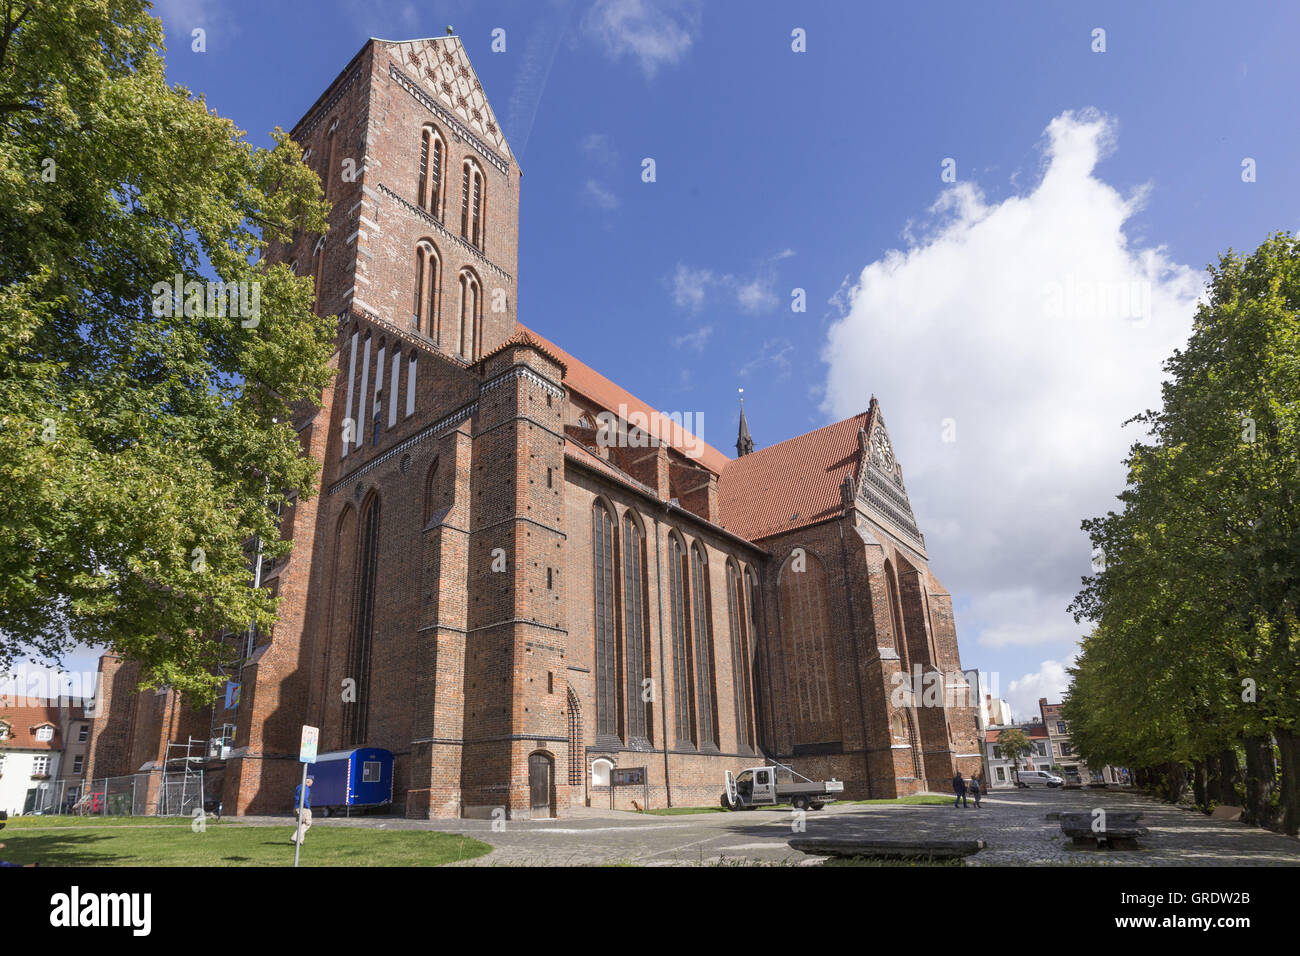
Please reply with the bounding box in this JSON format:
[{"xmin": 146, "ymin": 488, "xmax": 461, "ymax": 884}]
[{"xmin": 307, "ymin": 748, "xmax": 393, "ymax": 815}]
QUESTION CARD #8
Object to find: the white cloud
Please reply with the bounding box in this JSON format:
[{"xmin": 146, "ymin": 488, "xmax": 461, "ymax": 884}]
[
  {"xmin": 583, "ymin": 178, "xmax": 621, "ymax": 210},
  {"xmin": 580, "ymin": 0, "xmax": 701, "ymax": 79},
  {"xmin": 672, "ymin": 325, "xmax": 713, "ymax": 351},
  {"xmin": 580, "ymin": 132, "xmax": 618, "ymax": 168},
  {"xmin": 670, "ymin": 250, "xmax": 793, "ymax": 315},
  {"xmin": 963, "ymin": 588, "xmax": 1087, "ymax": 649},
  {"xmin": 739, "ymin": 338, "xmax": 794, "ymax": 380},
  {"xmin": 504, "ymin": 0, "xmax": 575, "ymax": 157},
  {"xmin": 671, "ymin": 263, "xmax": 715, "ymax": 311},
  {"xmin": 735, "ymin": 277, "xmax": 778, "ymax": 313},
  {"xmin": 579, "ymin": 133, "xmax": 622, "ymax": 211},
  {"xmin": 822, "ymin": 110, "xmax": 1204, "ymax": 670},
  {"xmin": 1005, "ymin": 658, "xmax": 1076, "ymax": 720}
]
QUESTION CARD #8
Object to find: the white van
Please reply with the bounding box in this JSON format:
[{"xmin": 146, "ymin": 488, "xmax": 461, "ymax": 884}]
[{"xmin": 1015, "ymin": 770, "xmax": 1063, "ymax": 789}]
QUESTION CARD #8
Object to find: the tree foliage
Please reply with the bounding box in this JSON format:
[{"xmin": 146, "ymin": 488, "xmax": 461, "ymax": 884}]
[
  {"xmin": 1069, "ymin": 233, "xmax": 1300, "ymax": 830},
  {"xmin": 0, "ymin": 0, "xmax": 332, "ymax": 697},
  {"xmin": 996, "ymin": 728, "xmax": 1033, "ymax": 784}
]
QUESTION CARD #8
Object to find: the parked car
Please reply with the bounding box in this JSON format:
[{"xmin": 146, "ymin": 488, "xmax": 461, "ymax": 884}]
[
  {"xmin": 73, "ymin": 791, "xmax": 105, "ymax": 815},
  {"xmin": 1016, "ymin": 770, "xmax": 1064, "ymax": 788}
]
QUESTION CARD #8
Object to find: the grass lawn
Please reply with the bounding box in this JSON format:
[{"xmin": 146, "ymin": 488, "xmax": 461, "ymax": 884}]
[
  {"xmin": 4, "ymin": 815, "xmax": 204, "ymax": 828},
  {"xmin": 0, "ymin": 820, "xmax": 493, "ymax": 866}
]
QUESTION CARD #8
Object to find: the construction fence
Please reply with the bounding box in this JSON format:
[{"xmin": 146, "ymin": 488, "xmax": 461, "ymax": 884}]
[{"xmin": 23, "ymin": 771, "xmax": 209, "ymax": 818}]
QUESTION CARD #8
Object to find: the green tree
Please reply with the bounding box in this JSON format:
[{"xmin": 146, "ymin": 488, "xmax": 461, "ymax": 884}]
[
  {"xmin": 1071, "ymin": 233, "xmax": 1300, "ymax": 831},
  {"xmin": 997, "ymin": 728, "xmax": 1033, "ymax": 785},
  {"xmin": 0, "ymin": 0, "xmax": 332, "ymax": 698}
]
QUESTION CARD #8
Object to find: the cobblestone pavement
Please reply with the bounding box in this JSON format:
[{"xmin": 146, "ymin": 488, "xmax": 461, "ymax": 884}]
[{"xmin": 243, "ymin": 787, "xmax": 1300, "ymax": 866}]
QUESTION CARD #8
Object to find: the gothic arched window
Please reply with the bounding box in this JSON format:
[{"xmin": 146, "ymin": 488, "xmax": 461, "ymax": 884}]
[
  {"xmin": 461, "ymin": 159, "xmax": 484, "ymax": 249},
  {"xmin": 457, "ymin": 269, "xmax": 481, "ymax": 361},
  {"xmin": 418, "ymin": 125, "xmax": 445, "ymax": 218},
  {"xmin": 622, "ymin": 510, "xmax": 650, "ymax": 744},
  {"xmin": 668, "ymin": 533, "xmax": 693, "ymax": 747},
  {"xmin": 778, "ymin": 549, "xmax": 842, "ymax": 747},
  {"xmin": 345, "ymin": 493, "xmax": 381, "ymax": 746},
  {"xmin": 726, "ymin": 560, "xmax": 753, "ymax": 752},
  {"xmin": 413, "ymin": 241, "xmax": 440, "ymax": 335},
  {"xmin": 592, "ymin": 501, "xmax": 619, "ymax": 742},
  {"xmin": 312, "ymin": 236, "xmax": 326, "ymax": 312},
  {"xmin": 689, "ymin": 542, "xmax": 718, "ymax": 750}
]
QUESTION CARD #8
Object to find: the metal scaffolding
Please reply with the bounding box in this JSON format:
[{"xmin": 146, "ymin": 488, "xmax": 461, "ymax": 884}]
[{"xmin": 157, "ymin": 737, "xmax": 207, "ymax": 817}]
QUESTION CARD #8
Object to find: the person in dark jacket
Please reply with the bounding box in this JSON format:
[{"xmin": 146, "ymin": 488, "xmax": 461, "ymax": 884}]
[{"xmin": 952, "ymin": 771, "xmax": 968, "ymax": 808}]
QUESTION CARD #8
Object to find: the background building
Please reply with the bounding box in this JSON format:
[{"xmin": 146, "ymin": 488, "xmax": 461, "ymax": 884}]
[{"xmin": 1038, "ymin": 697, "xmax": 1124, "ymax": 785}]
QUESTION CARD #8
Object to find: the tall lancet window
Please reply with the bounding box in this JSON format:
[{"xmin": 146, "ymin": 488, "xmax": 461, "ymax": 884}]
[
  {"xmin": 668, "ymin": 534, "xmax": 693, "ymax": 747},
  {"xmin": 726, "ymin": 561, "xmax": 753, "ymax": 752},
  {"xmin": 592, "ymin": 502, "xmax": 619, "ymax": 742},
  {"xmin": 622, "ymin": 511, "xmax": 650, "ymax": 745},
  {"xmin": 413, "ymin": 242, "xmax": 440, "ymax": 335},
  {"xmin": 461, "ymin": 159, "xmax": 484, "ymax": 250},
  {"xmin": 689, "ymin": 542, "xmax": 718, "ymax": 750},
  {"xmin": 312, "ymin": 237, "xmax": 326, "ymax": 312},
  {"xmin": 418, "ymin": 125, "xmax": 445, "ymax": 217},
  {"xmin": 457, "ymin": 269, "xmax": 481, "ymax": 361},
  {"xmin": 345, "ymin": 493, "xmax": 381, "ymax": 746}
]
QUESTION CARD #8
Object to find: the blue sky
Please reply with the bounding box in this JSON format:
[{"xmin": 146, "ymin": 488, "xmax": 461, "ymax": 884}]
[{"xmin": 13, "ymin": 1, "xmax": 1300, "ymax": 720}]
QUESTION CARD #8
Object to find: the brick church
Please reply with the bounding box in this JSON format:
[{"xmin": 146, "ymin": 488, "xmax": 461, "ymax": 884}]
[{"xmin": 85, "ymin": 34, "xmax": 982, "ymax": 818}]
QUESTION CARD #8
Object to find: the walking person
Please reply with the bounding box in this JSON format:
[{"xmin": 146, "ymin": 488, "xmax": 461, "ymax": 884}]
[
  {"xmin": 952, "ymin": 770, "xmax": 968, "ymax": 808},
  {"xmin": 292, "ymin": 775, "xmax": 314, "ymax": 846},
  {"xmin": 969, "ymin": 772, "xmax": 983, "ymax": 808}
]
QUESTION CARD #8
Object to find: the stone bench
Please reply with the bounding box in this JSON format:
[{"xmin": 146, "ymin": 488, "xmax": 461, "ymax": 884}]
[
  {"xmin": 789, "ymin": 837, "xmax": 984, "ymax": 860},
  {"xmin": 1058, "ymin": 811, "xmax": 1147, "ymax": 849}
]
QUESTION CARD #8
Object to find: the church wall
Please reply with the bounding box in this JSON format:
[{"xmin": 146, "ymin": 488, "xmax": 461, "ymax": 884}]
[
  {"xmin": 563, "ymin": 465, "xmax": 764, "ymax": 810},
  {"xmin": 83, "ymin": 37, "xmax": 984, "ymax": 819}
]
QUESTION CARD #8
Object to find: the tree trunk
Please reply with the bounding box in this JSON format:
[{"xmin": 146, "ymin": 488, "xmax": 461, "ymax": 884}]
[
  {"xmin": 1192, "ymin": 758, "xmax": 1208, "ymax": 811},
  {"xmin": 1242, "ymin": 734, "xmax": 1277, "ymax": 828},
  {"xmin": 1276, "ymin": 727, "xmax": 1300, "ymax": 836},
  {"xmin": 1162, "ymin": 761, "xmax": 1187, "ymax": 803},
  {"xmin": 1217, "ymin": 747, "xmax": 1242, "ymax": 807}
]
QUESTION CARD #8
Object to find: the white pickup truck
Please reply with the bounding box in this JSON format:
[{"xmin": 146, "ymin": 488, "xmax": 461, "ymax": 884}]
[{"xmin": 723, "ymin": 765, "xmax": 844, "ymax": 811}]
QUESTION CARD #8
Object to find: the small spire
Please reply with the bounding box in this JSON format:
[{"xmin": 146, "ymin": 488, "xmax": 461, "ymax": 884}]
[
  {"xmin": 446, "ymin": 25, "xmax": 455, "ymax": 36},
  {"xmin": 736, "ymin": 387, "xmax": 754, "ymax": 457}
]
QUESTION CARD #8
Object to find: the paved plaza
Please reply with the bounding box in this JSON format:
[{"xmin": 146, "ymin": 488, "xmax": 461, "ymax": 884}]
[{"xmin": 261, "ymin": 787, "xmax": 1300, "ymax": 866}]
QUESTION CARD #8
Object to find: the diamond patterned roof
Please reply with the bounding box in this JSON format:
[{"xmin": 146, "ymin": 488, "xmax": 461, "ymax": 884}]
[{"xmin": 378, "ymin": 36, "xmax": 511, "ymax": 158}]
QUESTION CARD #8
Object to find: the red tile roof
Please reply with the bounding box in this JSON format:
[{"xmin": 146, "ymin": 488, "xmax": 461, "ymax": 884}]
[
  {"xmin": 563, "ymin": 438, "xmax": 658, "ymax": 498},
  {"xmin": 0, "ymin": 702, "xmax": 63, "ymax": 751},
  {"xmin": 520, "ymin": 325, "xmax": 731, "ymax": 476},
  {"xmin": 479, "ymin": 326, "xmax": 569, "ymax": 373},
  {"xmin": 717, "ymin": 411, "xmax": 871, "ymax": 541}
]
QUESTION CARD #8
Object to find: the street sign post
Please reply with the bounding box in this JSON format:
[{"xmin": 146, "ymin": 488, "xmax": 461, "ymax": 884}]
[{"xmin": 293, "ymin": 725, "xmax": 319, "ymax": 868}]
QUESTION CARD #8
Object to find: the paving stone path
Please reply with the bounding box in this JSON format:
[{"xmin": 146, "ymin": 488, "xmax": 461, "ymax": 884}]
[{"xmin": 244, "ymin": 787, "xmax": 1300, "ymax": 866}]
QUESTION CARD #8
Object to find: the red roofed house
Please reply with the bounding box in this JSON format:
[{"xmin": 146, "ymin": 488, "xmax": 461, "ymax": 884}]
[
  {"xmin": 0, "ymin": 701, "xmax": 63, "ymax": 814},
  {"xmin": 85, "ymin": 34, "xmax": 981, "ymax": 817}
]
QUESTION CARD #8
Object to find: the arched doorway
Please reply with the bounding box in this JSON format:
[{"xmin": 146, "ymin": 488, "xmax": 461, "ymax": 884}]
[{"xmin": 528, "ymin": 752, "xmax": 554, "ymax": 817}]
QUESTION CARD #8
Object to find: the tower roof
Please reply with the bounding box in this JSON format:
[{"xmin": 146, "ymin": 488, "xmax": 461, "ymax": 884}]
[
  {"xmin": 376, "ymin": 36, "xmax": 513, "ymax": 160},
  {"xmin": 736, "ymin": 390, "xmax": 754, "ymax": 457}
]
